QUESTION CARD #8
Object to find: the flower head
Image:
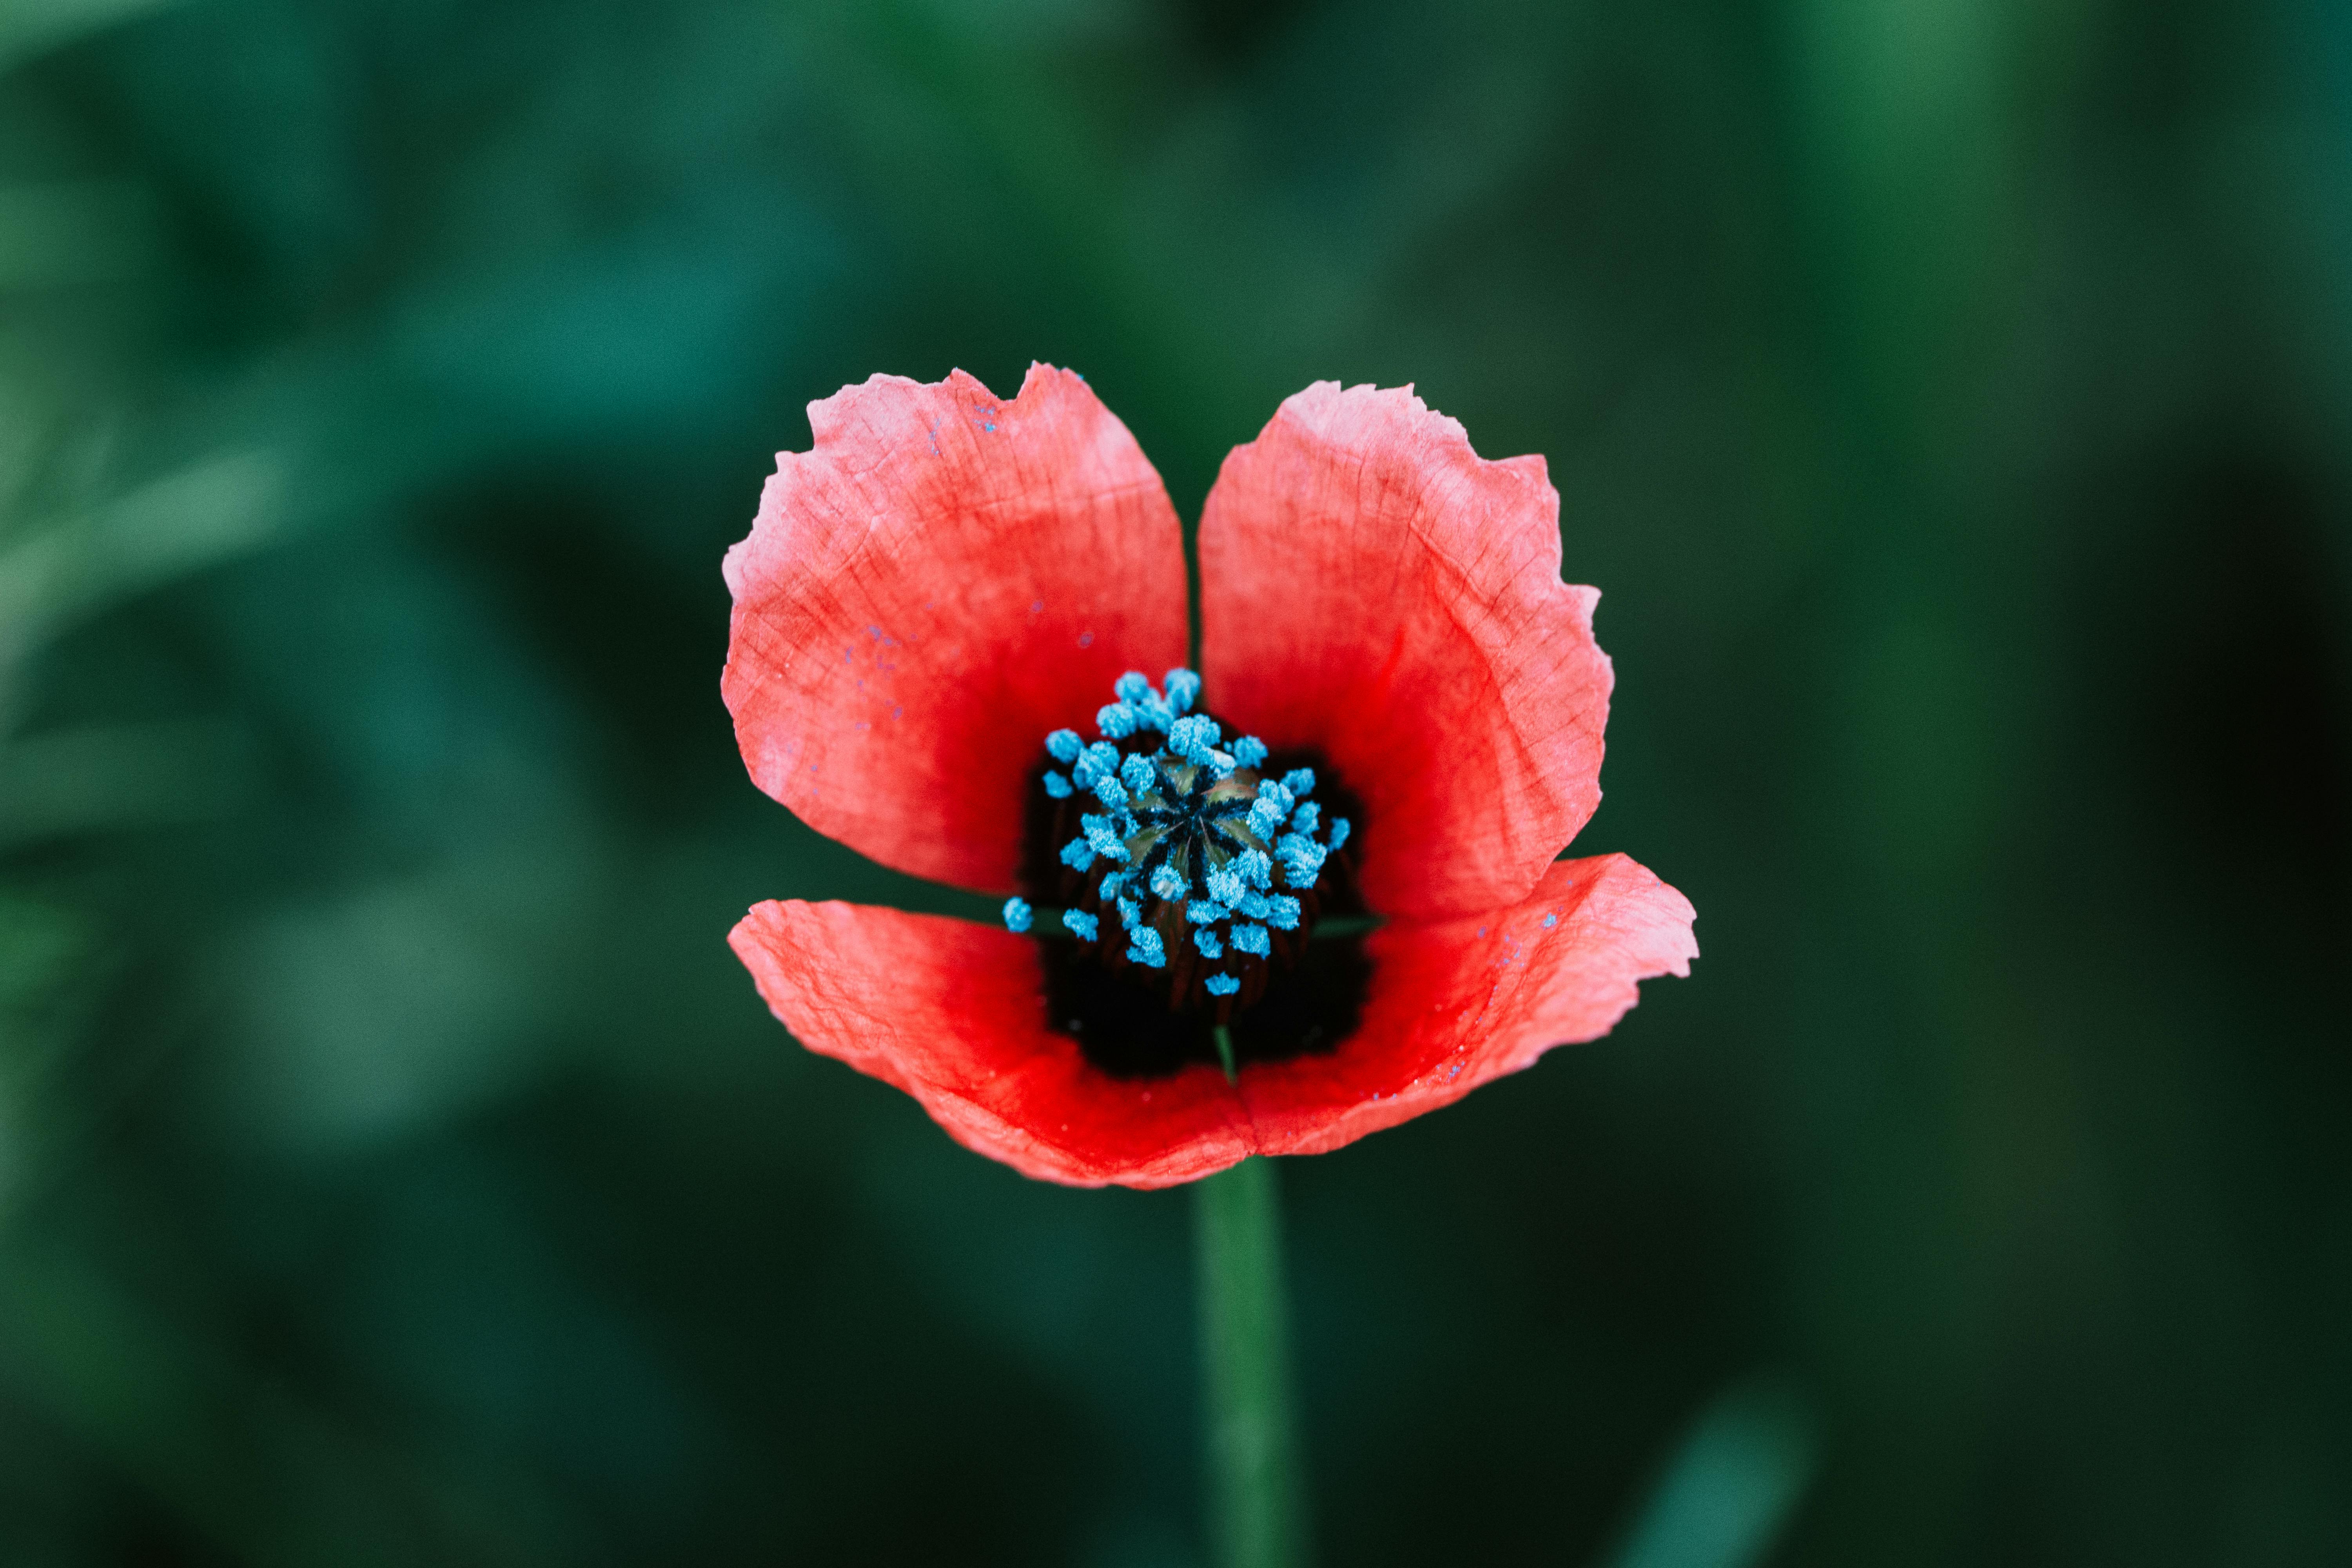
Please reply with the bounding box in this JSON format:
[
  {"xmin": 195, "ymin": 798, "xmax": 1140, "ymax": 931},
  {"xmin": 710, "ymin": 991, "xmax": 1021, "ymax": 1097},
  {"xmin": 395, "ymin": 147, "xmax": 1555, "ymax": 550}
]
[{"xmin": 724, "ymin": 366, "xmax": 1696, "ymax": 1188}]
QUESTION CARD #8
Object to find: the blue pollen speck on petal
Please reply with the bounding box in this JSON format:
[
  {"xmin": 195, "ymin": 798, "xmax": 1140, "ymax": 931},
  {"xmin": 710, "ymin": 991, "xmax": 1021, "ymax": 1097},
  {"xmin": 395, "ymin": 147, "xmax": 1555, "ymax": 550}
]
[
  {"xmin": 1002, "ymin": 897, "xmax": 1033, "ymax": 933},
  {"xmin": 1542, "ymin": 912, "xmax": 1558, "ymax": 928},
  {"xmin": 1063, "ymin": 909, "xmax": 1100, "ymax": 942},
  {"xmin": 1204, "ymin": 973, "xmax": 1240, "ymax": 996},
  {"xmin": 1043, "ymin": 770, "xmax": 1073, "ymax": 799}
]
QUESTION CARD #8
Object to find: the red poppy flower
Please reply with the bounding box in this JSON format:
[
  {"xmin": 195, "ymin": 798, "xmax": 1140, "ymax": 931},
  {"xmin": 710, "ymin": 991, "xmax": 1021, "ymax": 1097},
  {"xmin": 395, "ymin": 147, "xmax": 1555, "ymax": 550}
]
[{"xmin": 724, "ymin": 365, "xmax": 1696, "ymax": 1188}]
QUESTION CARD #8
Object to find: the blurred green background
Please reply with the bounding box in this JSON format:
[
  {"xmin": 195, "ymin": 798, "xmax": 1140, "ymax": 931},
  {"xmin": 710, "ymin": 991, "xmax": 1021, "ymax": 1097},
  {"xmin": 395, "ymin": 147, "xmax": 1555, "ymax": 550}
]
[{"xmin": 2, "ymin": 0, "xmax": 2347, "ymax": 1562}]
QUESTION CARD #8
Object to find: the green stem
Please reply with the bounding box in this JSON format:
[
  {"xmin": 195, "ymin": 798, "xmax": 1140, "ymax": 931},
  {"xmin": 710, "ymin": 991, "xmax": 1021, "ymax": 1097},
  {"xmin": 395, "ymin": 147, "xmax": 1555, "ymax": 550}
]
[{"xmin": 1196, "ymin": 1156, "xmax": 1307, "ymax": 1568}]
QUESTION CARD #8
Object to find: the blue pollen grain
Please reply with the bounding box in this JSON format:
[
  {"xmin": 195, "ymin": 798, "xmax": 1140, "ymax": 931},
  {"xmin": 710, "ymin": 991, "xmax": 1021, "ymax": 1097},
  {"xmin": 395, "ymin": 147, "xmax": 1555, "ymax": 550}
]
[{"xmin": 1000, "ymin": 667, "xmax": 1356, "ymax": 1024}]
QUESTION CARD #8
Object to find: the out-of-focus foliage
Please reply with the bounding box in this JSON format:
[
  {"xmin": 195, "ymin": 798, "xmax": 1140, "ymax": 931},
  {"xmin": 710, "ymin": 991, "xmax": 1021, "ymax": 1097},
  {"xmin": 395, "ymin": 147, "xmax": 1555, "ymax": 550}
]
[{"xmin": 0, "ymin": 0, "xmax": 2345, "ymax": 1562}]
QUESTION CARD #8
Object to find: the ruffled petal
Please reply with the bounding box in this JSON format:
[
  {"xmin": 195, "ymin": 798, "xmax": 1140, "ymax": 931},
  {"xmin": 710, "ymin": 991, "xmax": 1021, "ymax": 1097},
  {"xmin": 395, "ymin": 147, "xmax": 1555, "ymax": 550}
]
[
  {"xmin": 1197, "ymin": 382, "xmax": 1612, "ymax": 918},
  {"xmin": 730, "ymin": 900, "xmax": 1254, "ymax": 1188},
  {"xmin": 1239, "ymin": 855, "xmax": 1696, "ymax": 1157},
  {"xmin": 724, "ymin": 365, "xmax": 1188, "ymax": 894}
]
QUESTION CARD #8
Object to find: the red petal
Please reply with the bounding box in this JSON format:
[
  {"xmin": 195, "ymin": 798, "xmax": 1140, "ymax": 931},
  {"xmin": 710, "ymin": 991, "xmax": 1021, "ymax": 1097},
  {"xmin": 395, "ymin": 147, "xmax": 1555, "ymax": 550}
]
[
  {"xmin": 730, "ymin": 900, "xmax": 1255, "ymax": 1188},
  {"xmin": 1240, "ymin": 855, "xmax": 1697, "ymax": 1157},
  {"xmin": 723, "ymin": 366, "xmax": 1188, "ymax": 893},
  {"xmin": 1198, "ymin": 382, "xmax": 1612, "ymax": 918}
]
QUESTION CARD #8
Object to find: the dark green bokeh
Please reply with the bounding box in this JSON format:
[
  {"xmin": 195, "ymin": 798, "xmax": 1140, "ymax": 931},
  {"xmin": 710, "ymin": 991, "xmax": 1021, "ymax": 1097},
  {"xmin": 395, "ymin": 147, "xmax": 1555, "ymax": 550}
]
[{"xmin": 2, "ymin": 0, "xmax": 2347, "ymax": 1563}]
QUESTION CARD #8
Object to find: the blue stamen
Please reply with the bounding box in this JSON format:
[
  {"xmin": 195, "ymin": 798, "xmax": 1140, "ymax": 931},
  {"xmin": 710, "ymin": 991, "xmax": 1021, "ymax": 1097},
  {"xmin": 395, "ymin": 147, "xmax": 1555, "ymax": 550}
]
[
  {"xmin": 1282, "ymin": 767, "xmax": 1316, "ymax": 798},
  {"xmin": 1236, "ymin": 891, "xmax": 1270, "ymax": 921},
  {"xmin": 1168, "ymin": 715, "xmax": 1223, "ymax": 764},
  {"xmin": 1045, "ymin": 729, "xmax": 1082, "ymax": 764},
  {"xmin": 1164, "ymin": 668, "xmax": 1201, "ymax": 714},
  {"xmin": 1247, "ymin": 797, "xmax": 1286, "ymax": 837},
  {"xmin": 1230, "ymin": 735, "xmax": 1268, "ymax": 769},
  {"xmin": 1276, "ymin": 834, "xmax": 1327, "ymax": 886},
  {"xmin": 1073, "ymin": 742, "xmax": 1120, "ymax": 789},
  {"xmin": 1205, "ymin": 866, "xmax": 1245, "ymax": 907},
  {"xmin": 1126, "ymin": 927, "xmax": 1167, "ymax": 968},
  {"xmin": 1114, "ymin": 671, "xmax": 1153, "ymax": 705},
  {"xmin": 1083, "ymin": 816, "xmax": 1131, "ymax": 862},
  {"xmin": 1289, "ymin": 801, "xmax": 1320, "ymax": 835},
  {"xmin": 1150, "ymin": 864, "xmax": 1187, "ymax": 900},
  {"xmin": 1266, "ymin": 895, "xmax": 1301, "ymax": 931},
  {"xmin": 1194, "ymin": 927, "xmax": 1223, "ymax": 959},
  {"xmin": 1002, "ymin": 897, "xmax": 1033, "ymax": 933},
  {"xmin": 1098, "ymin": 869, "xmax": 1127, "ymax": 900},
  {"xmin": 1043, "ymin": 770, "xmax": 1073, "ymax": 799},
  {"xmin": 1097, "ymin": 702, "xmax": 1140, "ymax": 739},
  {"xmin": 1118, "ymin": 895, "xmax": 1142, "ymax": 928},
  {"xmin": 1231, "ymin": 923, "xmax": 1270, "ymax": 957},
  {"xmin": 1120, "ymin": 753, "xmax": 1156, "ymax": 794},
  {"xmin": 1204, "ymin": 973, "xmax": 1240, "ymax": 996},
  {"xmin": 1327, "ymin": 817, "xmax": 1350, "ymax": 851},
  {"xmin": 1093, "ymin": 776, "xmax": 1128, "ymax": 809},
  {"xmin": 1061, "ymin": 837, "xmax": 1096, "ymax": 870},
  {"xmin": 1235, "ymin": 848, "xmax": 1273, "ymax": 889},
  {"xmin": 1187, "ymin": 899, "xmax": 1225, "ymax": 925},
  {"xmin": 1063, "ymin": 909, "xmax": 1100, "ymax": 942}
]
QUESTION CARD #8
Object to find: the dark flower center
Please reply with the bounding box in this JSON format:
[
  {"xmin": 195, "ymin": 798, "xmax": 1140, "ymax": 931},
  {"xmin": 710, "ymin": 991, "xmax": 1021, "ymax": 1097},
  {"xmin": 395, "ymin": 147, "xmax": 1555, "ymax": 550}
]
[{"xmin": 1007, "ymin": 669, "xmax": 1365, "ymax": 1073}]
